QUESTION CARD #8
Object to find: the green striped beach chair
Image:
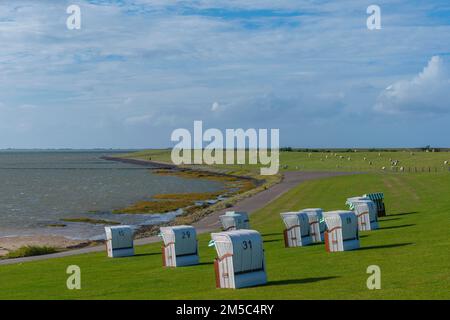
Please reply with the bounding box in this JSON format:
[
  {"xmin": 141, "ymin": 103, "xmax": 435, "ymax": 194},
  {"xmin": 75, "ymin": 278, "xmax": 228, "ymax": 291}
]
[{"xmin": 363, "ymin": 192, "xmax": 386, "ymax": 217}]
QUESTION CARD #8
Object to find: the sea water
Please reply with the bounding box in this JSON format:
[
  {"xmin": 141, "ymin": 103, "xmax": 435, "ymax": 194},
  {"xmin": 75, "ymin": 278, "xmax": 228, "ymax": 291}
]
[{"xmin": 0, "ymin": 150, "xmax": 223, "ymax": 240}]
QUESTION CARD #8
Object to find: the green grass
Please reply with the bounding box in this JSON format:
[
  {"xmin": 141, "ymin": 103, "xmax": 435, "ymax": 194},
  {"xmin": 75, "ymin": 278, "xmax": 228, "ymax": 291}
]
[
  {"xmin": 120, "ymin": 149, "xmax": 450, "ymax": 173},
  {"xmin": 0, "ymin": 172, "xmax": 449, "ymax": 299},
  {"xmin": 3, "ymin": 246, "xmax": 58, "ymax": 259}
]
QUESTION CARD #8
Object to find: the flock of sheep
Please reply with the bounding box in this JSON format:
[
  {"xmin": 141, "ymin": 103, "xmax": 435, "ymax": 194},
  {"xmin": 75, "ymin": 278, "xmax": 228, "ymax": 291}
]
[{"xmin": 293, "ymin": 152, "xmax": 450, "ymax": 171}]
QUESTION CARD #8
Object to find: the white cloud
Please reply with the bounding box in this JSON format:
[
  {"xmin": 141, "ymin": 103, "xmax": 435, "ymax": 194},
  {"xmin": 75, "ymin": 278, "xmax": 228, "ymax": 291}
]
[
  {"xmin": 211, "ymin": 101, "xmax": 221, "ymax": 112},
  {"xmin": 18, "ymin": 104, "xmax": 38, "ymax": 110},
  {"xmin": 124, "ymin": 114, "xmax": 152, "ymax": 125},
  {"xmin": 375, "ymin": 56, "xmax": 450, "ymax": 115}
]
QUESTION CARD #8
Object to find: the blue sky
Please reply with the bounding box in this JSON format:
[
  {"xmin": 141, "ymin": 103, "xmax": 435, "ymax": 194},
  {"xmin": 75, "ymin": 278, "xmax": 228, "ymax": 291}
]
[{"xmin": 0, "ymin": 0, "xmax": 449, "ymax": 148}]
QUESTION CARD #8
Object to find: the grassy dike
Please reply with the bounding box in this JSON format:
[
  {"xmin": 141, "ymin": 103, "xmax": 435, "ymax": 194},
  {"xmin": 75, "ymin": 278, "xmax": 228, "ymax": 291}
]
[
  {"xmin": 0, "ymin": 172, "xmax": 449, "ymax": 299},
  {"xmin": 118, "ymin": 149, "xmax": 450, "ymax": 172}
]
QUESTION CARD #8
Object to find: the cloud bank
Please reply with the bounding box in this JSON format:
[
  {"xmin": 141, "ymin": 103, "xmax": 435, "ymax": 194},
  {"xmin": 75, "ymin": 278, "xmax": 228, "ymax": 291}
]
[
  {"xmin": 375, "ymin": 56, "xmax": 450, "ymax": 115},
  {"xmin": 1, "ymin": 0, "xmax": 450, "ymax": 148}
]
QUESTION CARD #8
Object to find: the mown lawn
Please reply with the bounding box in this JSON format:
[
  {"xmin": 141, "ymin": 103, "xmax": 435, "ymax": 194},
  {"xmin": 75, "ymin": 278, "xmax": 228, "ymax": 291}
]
[{"xmin": 0, "ymin": 172, "xmax": 449, "ymax": 299}]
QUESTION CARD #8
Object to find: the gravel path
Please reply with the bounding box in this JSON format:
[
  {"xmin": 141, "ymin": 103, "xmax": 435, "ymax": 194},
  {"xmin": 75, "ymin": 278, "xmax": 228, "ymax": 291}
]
[{"xmin": 0, "ymin": 171, "xmax": 354, "ymax": 266}]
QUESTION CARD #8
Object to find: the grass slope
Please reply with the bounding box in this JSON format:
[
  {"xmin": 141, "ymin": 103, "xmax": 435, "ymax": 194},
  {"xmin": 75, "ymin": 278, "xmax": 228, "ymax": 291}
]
[{"xmin": 0, "ymin": 172, "xmax": 449, "ymax": 299}]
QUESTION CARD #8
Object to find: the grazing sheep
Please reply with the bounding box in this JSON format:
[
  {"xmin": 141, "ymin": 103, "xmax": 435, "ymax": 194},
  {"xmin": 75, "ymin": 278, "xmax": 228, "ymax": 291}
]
[
  {"xmin": 347, "ymin": 157, "xmax": 351, "ymax": 161},
  {"xmin": 363, "ymin": 157, "xmax": 367, "ymax": 161},
  {"xmin": 444, "ymin": 161, "xmax": 448, "ymax": 165},
  {"xmin": 381, "ymin": 166, "xmax": 386, "ymax": 170}
]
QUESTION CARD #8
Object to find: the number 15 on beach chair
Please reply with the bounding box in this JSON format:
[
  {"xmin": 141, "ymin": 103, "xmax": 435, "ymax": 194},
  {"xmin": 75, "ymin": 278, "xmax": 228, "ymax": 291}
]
[{"xmin": 105, "ymin": 226, "xmax": 135, "ymax": 258}]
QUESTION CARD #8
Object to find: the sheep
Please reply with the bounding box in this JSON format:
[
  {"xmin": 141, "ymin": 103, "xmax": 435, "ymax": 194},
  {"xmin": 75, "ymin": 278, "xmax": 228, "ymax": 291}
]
[
  {"xmin": 400, "ymin": 166, "xmax": 404, "ymax": 171},
  {"xmin": 444, "ymin": 161, "xmax": 449, "ymax": 165},
  {"xmin": 381, "ymin": 166, "xmax": 386, "ymax": 170}
]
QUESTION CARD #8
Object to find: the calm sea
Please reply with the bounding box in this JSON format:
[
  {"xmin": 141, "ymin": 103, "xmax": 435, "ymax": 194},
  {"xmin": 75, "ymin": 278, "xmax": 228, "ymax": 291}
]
[{"xmin": 0, "ymin": 150, "xmax": 223, "ymax": 240}]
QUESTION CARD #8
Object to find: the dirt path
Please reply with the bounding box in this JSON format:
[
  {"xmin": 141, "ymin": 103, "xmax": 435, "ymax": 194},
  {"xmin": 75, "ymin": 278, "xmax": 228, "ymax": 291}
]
[{"xmin": 0, "ymin": 171, "xmax": 355, "ymax": 266}]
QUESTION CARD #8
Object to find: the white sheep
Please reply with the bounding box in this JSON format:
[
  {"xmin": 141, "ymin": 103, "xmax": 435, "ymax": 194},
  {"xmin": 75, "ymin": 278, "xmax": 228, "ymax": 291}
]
[
  {"xmin": 444, "ymin": 161, "xmax": 449, "ymax": 165},
  {"xmin": 381, "ymin": 166, "xmax": 386, "ymax": 170}
]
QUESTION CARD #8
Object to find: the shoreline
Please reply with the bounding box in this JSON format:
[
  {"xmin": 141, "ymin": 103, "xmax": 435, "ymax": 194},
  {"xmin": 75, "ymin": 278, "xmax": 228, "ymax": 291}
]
[
  {"xmin": 0, "ymin": 156, "xmax": 268, "ymax": 258},
  {"xmin": 98, "ymin": 155, "xmax": 269, "ymax": 238},
  {"xmin": 0, "ymin": 171, "xmax": 355, "ymax": 265},
  {"xmin": 0, "ymin": 235, "xmax": 101, "ymax": 257}
]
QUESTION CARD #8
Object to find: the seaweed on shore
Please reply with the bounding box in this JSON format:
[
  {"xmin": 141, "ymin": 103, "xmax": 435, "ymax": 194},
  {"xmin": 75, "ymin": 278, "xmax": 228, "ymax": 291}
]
[
  {"xmin": 61, "ymin": 218, "xmax": 121, "ymax": 225},
  {"xmin": 3, "ymin": 246, "xmax": 58, "ymax": 259},
  {"xmin": 47, "ymin": 223, "xmax": 67, "ymax": 228},
  {"xmin": 112, "ymin": 199, "xmax": 194, "ymax": 214},
  {"xmin": 152, "ymin": 192, "xmax": 222, "ymax": 201},
  {"xmin": 112, "ymin": 168, "xmax": 258, "ymax": 215}
]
